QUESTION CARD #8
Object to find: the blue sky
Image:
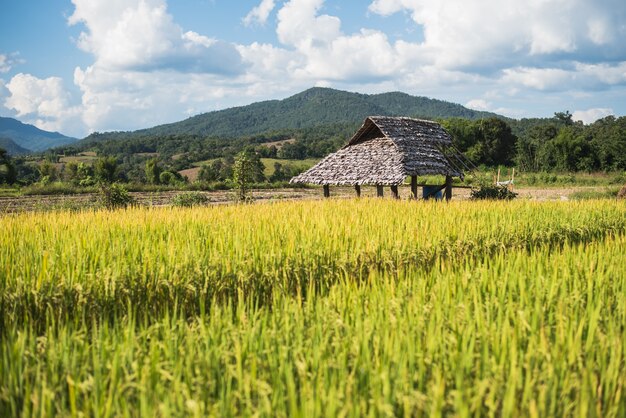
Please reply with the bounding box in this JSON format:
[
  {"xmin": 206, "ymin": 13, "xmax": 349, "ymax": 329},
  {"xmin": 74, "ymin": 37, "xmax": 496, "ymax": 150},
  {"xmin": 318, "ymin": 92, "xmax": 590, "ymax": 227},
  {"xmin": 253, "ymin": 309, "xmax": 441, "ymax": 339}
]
[{"xmin": 1, "ymin": 0, "xmax": 625, "ymax": 138}]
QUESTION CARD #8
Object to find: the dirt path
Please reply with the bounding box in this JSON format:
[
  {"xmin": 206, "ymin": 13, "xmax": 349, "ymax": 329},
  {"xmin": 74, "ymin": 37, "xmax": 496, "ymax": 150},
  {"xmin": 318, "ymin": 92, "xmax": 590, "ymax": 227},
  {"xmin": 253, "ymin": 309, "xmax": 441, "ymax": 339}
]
[{"xmin": 0, "ymin": 186, "xmax": 606, "ymax": 214}]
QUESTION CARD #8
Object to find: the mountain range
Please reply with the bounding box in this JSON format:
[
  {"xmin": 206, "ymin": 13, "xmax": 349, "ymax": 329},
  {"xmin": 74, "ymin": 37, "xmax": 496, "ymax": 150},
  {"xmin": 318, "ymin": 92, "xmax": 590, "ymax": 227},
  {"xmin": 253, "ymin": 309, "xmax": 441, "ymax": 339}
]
[{"xmin": 0, "ymin": 116, "xmax": 77, "ymax": 154}]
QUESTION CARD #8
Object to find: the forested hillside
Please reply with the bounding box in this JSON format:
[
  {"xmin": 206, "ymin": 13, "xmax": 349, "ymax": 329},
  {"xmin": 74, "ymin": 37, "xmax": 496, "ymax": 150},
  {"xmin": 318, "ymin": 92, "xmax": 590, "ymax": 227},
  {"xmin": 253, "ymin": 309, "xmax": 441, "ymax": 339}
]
[{"xmin": 80, "ymin": 87, "xmax": 497, "ymax": 143}]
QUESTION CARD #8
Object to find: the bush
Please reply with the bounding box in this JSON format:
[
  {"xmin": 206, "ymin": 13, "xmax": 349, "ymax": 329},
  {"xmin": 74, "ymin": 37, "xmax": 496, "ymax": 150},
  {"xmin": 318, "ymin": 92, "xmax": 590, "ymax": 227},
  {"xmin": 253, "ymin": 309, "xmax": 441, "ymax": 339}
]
[
  {"xmin": 171, "ymin": 191, "xmax": 209, "ymax": 207},
  {"xmin": 98, "ymin": 183, "xmax": 134, "ymax": 209},
  {"xmin": 471, "ymin": 184, "xmax": 518, "ymax": 200}
]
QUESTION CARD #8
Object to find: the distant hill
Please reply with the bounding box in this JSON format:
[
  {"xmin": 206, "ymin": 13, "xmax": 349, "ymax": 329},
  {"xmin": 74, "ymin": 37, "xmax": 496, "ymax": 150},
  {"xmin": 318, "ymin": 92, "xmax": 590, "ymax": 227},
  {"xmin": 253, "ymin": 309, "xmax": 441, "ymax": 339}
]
[
  {"xmin": 82, "ymin": 87, "xmax": 500, "ymax": 143},
  {"xmin": 0, "ymin": 116, "xmax": 77, "ymax": 152},
  {"xmin": 0, "ymin": 136, "xmax": 31, "ymax": 155}
]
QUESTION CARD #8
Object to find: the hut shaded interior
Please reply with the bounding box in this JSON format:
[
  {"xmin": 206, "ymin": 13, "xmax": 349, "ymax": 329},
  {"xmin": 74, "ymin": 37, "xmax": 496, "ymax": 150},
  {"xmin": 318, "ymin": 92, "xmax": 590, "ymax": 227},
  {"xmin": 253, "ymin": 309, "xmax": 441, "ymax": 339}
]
[{"xmin": 291, "ymin": 116, "xmax": 464, "ymax": 186}]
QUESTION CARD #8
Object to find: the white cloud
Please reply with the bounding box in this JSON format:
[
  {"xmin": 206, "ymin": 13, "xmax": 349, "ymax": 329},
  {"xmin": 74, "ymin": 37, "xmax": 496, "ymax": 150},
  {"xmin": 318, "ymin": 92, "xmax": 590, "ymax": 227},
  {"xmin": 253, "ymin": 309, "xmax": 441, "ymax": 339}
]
[
  {"xmin": 573, "ymin": 108, "xmax": 614, "ymax": 124},
  {"xmin": 243, "ymin": 0, "xmax": 276, "ymax": 26},
  {"xmin": 0, "ymin": 55, "xmax": 11, "ymax": 73},
  {"xmin": 4, "ymin": 0, "xmax": 625, "ymax": 138},
  {"xmin": 68, "ymin": 0, "xmax": 245, "ymax": 74},
  {"xmin": 3, "ymin": 73, "xmax": 85, "ymax": 136},
  {"xmin": 465, "ymin": 99, "xmax": 490, "ymax": 111},
  {"xmin": 368, "ymin": 0, "xmax": 626, "ymax": 68},
  {"xmin": 0, "ymin": 53, "xmax": 24, "ymax": 74}
]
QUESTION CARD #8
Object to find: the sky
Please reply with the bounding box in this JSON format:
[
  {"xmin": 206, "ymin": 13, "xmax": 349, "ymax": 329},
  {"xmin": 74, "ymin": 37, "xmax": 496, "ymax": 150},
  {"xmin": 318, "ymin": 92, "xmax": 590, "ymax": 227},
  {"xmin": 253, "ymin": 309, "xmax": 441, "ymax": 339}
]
[{"xmin": 1, "ymin": 0, "xmax": 625, "ymax": 138}]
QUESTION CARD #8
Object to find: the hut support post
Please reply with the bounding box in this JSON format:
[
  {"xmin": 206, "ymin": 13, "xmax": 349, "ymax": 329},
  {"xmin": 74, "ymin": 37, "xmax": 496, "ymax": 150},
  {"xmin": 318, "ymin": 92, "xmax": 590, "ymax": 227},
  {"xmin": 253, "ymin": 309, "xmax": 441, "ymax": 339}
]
[
  {"xmin": 376, "ymin": 185, "xmax": 384, "ymax": 197},
  {"xmin": 323, "ymin": 185, "xmax": 330, "ymax": 198},
  {"xmin": 411, "ymin": 176, "xmax": 418, "ymax": 199},
  {"xmin": 391, "ymin": 185, "xmax": 399, "ymax": 199},
  {"xmin": 355, "ymin": 185, "xmax": 361, "ymax": 197},
  {"xmin": 445, "ymin": 176, "xmax": 452, "ymax": 201}
]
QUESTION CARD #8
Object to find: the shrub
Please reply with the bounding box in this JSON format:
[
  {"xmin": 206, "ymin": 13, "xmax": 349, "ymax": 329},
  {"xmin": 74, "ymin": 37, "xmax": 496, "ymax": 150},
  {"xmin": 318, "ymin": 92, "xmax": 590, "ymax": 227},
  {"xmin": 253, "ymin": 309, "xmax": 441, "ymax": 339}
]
[
  {"xmin": 471, "ymin": 184, "xmax": 518, "ymax": 200},
  {"xmin": 171, "ymin": 191, "xmax": 209, "ymax": 207},
  {"xmin": 98, "ymin": 183, "xmax": 134, "ymax": 209}
]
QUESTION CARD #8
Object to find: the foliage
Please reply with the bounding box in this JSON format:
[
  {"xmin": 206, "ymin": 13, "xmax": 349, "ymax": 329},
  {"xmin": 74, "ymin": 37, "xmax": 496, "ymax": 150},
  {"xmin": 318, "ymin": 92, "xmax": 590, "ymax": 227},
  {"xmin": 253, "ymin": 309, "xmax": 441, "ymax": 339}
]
[
  {"xmin": 171, "ymin": 191, "xmax": 209, "ymax": 207},
  {"xmin": 64, "ymin": 161, "xmax": 95, "ymax": 186},
  {"xmin": 94, "ymin": 156, "xmax": 118, "ymax": 184},
  {"xmin": 21, "ymin": 182, "xmax": 97, "ymax": 196},
  {"xmin": 198, "ymin": 157, "xmax": 233, "ymax": 182},
  {"xmin": 37, "ymin": 160, "xmax": 59, "ymax": 184},
  {"xmin": 232, "ymin": 151, "xmax": 263, "ymax": 202},
  {"xmin": 471, "ymin": 184, "xmax": 518, "ymax": 200},
  {"xmin": 0, "ymin": 200, "xmax": 625, "ymax": 416},
  {"xmin": 0, "ymin": 147, "xmax": 17, "ymax": 184},
  {"xmin": 98, "ymin": 183, "xmax": 134, "ymax": 209},
  {"xmin": 144, "ymin": 157, "xmax": 162, "ymax": 184}
]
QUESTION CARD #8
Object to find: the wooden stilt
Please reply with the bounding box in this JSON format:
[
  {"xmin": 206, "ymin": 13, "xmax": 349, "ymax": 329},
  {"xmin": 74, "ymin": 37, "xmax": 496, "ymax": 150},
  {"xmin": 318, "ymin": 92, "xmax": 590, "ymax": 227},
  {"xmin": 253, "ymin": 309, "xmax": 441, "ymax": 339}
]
[
  {"xmin": 323, "ymin": 185, "xmax": 330, "ymax": 198},
  {"xmin": 445, "ymin": 175, "xmax": 452, "ymax": 201},
  {"xmin": 390, "ymin": 185, "xmax": 399, "ymax": 199},
  {"xmin": 411, "ymin": 175, "xmax": 418, "ymax": 200},
  {"xmin": 354, "ymin": 185, "xmax": 361, "ymax": 197},
  {"xmin": 376, "ymin": 185, "xmax": 384, "ymax": 197}
]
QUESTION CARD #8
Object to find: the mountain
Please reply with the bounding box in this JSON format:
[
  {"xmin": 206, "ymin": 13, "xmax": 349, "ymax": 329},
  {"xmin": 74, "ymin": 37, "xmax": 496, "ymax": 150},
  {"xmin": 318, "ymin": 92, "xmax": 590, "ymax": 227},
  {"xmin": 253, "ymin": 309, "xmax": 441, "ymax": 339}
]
[
  {"xmin": 0, "ymin": 117, "xmax": 77, "ymax": 152},
  {"xmin": 82, "ymin": 87, "xmax": 500, "ymax": 143},
  {"xmin": 0, "ymin": 136, "xmax": 31, "ymax": 155}
]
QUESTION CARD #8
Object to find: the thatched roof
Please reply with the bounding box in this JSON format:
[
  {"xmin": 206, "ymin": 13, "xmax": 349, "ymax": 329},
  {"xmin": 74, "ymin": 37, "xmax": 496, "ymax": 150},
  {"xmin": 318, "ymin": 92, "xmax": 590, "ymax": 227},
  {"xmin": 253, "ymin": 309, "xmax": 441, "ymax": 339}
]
[{"xmin": 290, "ymin": 116, "xmax": 463, "ymax": 186}]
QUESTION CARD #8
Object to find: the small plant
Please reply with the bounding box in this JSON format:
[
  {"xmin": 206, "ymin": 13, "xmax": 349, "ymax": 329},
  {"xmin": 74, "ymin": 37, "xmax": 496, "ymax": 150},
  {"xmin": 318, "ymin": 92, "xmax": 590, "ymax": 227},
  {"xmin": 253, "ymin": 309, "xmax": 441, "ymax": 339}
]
[
  {"xmin": 98, "ymin": 183, "xmax": 134, "ymax": 209},
  {"xmin": 171, "ymin": 191, "xmax": 209, "ymax": 207},
  {"xmin": 471, "ymin": 184, "xmax": 518, "ymax": 200}
]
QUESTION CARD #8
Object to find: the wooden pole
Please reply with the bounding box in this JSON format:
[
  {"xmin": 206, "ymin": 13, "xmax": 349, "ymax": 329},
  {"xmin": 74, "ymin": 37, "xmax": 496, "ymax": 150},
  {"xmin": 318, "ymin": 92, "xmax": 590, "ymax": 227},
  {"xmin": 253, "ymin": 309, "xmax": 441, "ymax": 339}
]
[
  {"xmin": 411, "ymin": 175, "xmax": 418, "ymax": 200},
  {"xmin": 390, "ymin": 185, "xmax": 399, "ymax": 199},
  {"xmin": 445, "ymin": 175, "xmax": 452, "ymax": 201},
  {"xmin": 511, "ymin": 168, "xmax": 515, "ymax": 191},
  {"xmin": 497, "ymin": 167, "xmax": 501, "ymax": 184},
  {"xmin": 354, "ymin": 184, "xmax": 361, "ymax": 197},
  {"xmin": 376, "ymin": 185, "xmax": 384, "ymax": 197},
  {"xmin": 323, "ymin": 185, "xmax": 330, "ymax": 198}
]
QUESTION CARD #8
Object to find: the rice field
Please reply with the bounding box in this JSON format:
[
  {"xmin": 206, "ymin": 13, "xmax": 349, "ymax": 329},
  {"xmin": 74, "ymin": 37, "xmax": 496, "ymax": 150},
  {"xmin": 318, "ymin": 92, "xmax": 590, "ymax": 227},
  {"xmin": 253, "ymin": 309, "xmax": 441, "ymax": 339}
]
[{"xmin": 1, "ymin": 199, "xmax": 625, "ymax": 417}]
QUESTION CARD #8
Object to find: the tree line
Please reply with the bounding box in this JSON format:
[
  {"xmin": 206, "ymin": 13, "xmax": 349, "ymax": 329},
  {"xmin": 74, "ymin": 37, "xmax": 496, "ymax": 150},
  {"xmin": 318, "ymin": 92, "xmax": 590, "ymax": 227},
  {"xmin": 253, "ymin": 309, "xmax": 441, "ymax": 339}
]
[{"xmin": 1, "ymin": 112, "xmax": 624, "ymax": 188}]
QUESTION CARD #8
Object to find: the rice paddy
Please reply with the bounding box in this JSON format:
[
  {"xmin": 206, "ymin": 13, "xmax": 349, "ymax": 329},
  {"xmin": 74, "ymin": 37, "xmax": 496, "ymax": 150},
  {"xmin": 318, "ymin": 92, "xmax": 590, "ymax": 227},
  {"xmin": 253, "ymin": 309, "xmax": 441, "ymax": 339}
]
[{"xmin": 1, "ymin": 199, "xmax": 625, "ymax": 416}]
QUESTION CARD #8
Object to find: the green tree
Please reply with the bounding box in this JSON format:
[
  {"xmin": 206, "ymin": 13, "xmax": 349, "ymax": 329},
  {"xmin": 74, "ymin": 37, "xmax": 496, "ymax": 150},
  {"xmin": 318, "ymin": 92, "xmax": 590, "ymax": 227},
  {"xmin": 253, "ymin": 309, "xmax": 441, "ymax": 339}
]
[
  {"xmin": 94, "ymin": 156, "xmax": 118, "ymax": 184},
  {"xmin": 38, "ymin": 161, "xmax": 58, "ymax": 184},
  {"xmin": 199, "ymin": 159, "xmax": 231, "ymax": 182},
  {"xmin": 0, "ymin": 148, "xmax": 17, "ymax": 184},
  {"xmin": 232, "ymin": 152, "xmax": 258, "ymax": 202},
  {"xmin": 145, "ymin": 158, "xmax": 162, "ymax": 184},
  {"xmin": 554, "ymin": 111, "xmax": 574, "ymax": 126}
]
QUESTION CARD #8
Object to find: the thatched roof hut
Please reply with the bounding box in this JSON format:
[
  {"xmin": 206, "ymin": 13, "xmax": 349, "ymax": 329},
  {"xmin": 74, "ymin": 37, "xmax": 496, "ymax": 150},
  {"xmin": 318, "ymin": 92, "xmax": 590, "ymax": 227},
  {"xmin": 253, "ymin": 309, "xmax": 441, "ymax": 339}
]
[{"xmin": 291, "ymin": 116, "xmax": 463, "ymax": 186}]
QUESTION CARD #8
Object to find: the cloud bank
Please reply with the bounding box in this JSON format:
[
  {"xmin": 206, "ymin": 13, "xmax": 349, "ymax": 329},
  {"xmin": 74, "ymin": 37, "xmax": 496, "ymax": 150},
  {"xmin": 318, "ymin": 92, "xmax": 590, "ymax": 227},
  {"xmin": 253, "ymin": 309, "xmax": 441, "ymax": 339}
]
[{"xmin": 2, "ymin": 0, "xmax": 625, "ymax": 137}]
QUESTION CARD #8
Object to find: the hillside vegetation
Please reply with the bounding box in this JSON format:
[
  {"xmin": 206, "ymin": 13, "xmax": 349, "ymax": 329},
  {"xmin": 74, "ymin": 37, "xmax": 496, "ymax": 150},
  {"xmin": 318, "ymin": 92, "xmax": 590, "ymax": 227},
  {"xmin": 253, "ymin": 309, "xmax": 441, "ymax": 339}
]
[{"xmin": 81, "ymin": 87, "xmax": 497, "ymax": 143}]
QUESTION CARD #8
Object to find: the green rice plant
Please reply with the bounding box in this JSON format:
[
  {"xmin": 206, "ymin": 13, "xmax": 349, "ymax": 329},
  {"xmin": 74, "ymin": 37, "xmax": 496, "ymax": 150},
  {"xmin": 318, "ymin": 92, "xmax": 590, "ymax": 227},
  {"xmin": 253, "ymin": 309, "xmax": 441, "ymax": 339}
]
[
  {"xmin": 1, "ymin": 199, "xmax": 624, "ymax": 329},
  {"xmin": 1, "ymin": 233, "xmax": 624, "ymax": 417}
]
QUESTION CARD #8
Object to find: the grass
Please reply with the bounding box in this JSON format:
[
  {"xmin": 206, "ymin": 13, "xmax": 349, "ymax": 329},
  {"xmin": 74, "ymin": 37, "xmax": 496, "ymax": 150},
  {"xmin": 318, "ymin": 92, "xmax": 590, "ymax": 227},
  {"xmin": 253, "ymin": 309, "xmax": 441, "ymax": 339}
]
[
  {"xmin": 1, "ymin": 200, "xmax": 625, "ymax": 416},
  {"xmin": 259, "ymin": 158, "xmax": 319, "ymax": 176},
  {"xmin": 570, "ymin": 187, "xmax": 620, "ymax": 200}
]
